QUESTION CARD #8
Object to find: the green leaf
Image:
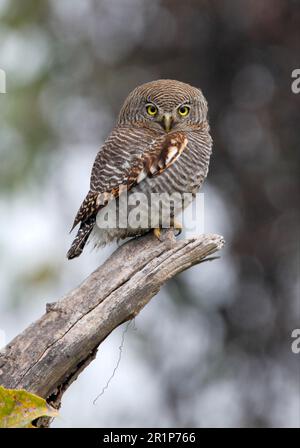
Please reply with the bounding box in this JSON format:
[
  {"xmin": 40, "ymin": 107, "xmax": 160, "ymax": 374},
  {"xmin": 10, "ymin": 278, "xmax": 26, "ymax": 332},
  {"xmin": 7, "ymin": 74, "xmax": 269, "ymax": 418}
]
[{"xmin": 0, "ymin": 386, "xmax": 58, "ymax": 428}]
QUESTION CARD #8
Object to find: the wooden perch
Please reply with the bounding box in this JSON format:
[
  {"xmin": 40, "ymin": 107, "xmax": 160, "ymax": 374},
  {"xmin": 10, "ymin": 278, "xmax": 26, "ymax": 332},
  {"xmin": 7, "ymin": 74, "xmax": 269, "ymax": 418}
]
[{"xmin": 0, "ymin": 230, "xmax": 224, "ymax": 425}]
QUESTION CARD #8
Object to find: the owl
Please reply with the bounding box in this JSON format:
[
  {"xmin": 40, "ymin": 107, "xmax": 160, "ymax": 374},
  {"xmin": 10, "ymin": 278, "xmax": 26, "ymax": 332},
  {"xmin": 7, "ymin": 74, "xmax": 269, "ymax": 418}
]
[{"xmin": 67, "ymin": 79, "xmax": 212, "ymax": 259}]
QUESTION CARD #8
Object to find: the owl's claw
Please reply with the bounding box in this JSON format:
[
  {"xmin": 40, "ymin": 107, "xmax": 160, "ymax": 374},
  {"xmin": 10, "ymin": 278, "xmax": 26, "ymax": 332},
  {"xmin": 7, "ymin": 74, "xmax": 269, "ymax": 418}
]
[
  {"xmin": 172, "ymin": 219, "xmax": 183, "ymax": 237},
  {"xmin": 174, "ymin": 227, "xmax": 182, "ymax": 237}
]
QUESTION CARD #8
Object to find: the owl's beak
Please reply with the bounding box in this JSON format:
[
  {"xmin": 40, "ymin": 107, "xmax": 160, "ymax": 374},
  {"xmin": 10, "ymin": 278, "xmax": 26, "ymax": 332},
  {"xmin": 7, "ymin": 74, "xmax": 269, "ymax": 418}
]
[{"xmin": 161, "ymin": 113, "xmax": 173, "ymax": 132}]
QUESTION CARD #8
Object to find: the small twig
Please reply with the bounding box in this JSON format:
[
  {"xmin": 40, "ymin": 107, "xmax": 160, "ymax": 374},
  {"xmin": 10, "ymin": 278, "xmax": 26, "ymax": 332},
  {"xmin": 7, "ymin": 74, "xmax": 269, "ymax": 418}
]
[
  {"xmin": 198, "ymin": 256, "xmax": 221, "ymax": 264},
  {"xmin": 93, "ymin": 320, "xmax": 132, "ymax": 404}
]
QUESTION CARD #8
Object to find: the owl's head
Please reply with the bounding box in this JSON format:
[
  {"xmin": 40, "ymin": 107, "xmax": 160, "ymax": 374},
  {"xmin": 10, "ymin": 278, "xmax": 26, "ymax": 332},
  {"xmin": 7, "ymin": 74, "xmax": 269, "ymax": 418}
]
[{"xmin": 118, "ymin": 79, "xmax": 208, "ymax": 132}]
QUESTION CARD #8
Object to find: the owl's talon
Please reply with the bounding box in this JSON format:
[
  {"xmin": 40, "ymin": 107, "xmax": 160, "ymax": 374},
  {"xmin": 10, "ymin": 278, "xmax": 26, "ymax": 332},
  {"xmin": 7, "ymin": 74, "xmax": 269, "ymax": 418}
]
[
  {"xmin": 172, "ymin": 219, "xmax": 183, "ymax": 237},
  {"xmin": 174, "ymin": 227, "xmax": 182, "ymax": 237}
]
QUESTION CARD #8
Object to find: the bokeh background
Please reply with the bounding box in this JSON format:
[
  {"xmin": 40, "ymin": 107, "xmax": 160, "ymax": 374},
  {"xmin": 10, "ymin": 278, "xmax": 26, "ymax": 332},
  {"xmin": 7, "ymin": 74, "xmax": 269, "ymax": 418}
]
[{"xmin": 0, "ymin": 0, "xmax": 299, "ymax": 428}]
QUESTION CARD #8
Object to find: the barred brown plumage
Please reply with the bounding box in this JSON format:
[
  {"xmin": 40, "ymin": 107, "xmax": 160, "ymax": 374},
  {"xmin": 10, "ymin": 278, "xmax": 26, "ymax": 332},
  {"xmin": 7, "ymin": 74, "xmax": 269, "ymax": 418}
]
[{"xmin": 67, "ymin": 79, "xmax": 212, "ymax": 259}]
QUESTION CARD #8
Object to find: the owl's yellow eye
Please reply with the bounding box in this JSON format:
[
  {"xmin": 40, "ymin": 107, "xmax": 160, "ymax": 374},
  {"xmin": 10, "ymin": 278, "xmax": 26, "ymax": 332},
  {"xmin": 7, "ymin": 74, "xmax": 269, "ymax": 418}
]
[
  {"xmin": 146, "ymin": 104, "xmax": 158, "ymax": 116},
  {"xmin": 178, "ymin": 105, "xmax": 190, "ymax": 117}
]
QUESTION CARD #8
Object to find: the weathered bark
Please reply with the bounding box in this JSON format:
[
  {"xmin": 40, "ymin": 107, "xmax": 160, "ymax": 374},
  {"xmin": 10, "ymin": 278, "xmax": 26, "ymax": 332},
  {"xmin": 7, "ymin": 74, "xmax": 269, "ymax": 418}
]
[{"xmin": 0, "ymin": 230, "xmax": 224, "ymax": 422}]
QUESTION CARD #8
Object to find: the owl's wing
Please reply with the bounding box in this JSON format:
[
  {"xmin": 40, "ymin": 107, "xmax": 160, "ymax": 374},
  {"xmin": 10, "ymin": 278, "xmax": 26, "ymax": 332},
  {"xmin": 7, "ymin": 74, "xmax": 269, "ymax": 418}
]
[
  {"xmin": 67, "ymin": 126, "xmax": 187, "ymax": 259},
  {"xmin": 70, "ymin": 126, "xmax": 188, "ymax": 232}
]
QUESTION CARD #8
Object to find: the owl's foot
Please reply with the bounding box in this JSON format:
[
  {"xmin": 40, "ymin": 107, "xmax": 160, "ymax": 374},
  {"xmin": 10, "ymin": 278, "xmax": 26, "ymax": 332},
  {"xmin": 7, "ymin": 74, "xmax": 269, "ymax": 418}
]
[
  {"xmin": 153, "ymin": 222, "xmax": 182, "ymax": 241},
  {"xmin": 153, "ymin": 227, "xmax": 163, "ymax": 241}
]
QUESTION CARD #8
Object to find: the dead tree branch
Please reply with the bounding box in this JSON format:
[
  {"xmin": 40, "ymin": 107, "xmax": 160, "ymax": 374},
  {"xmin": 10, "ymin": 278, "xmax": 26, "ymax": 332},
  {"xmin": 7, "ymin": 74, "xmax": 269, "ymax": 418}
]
[{"xmin": 0, "ymin": 231, "xmax": 224, "ymax": 421}]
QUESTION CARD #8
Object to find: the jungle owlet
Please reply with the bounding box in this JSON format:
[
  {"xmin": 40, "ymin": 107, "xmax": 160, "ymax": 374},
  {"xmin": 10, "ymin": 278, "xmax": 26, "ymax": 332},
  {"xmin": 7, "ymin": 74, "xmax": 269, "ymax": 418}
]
[{"xmin": 67, "ymin": 79, "xmax": 212, "ymax": 259}]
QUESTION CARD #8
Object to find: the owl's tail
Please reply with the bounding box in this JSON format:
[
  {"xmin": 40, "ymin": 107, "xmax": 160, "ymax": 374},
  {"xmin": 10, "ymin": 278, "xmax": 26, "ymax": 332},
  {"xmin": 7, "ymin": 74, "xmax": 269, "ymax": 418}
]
[{"xmin": 67, "ymin": 217, "xmax": 95, "ymax": 259}]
